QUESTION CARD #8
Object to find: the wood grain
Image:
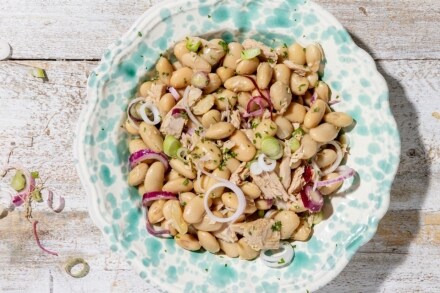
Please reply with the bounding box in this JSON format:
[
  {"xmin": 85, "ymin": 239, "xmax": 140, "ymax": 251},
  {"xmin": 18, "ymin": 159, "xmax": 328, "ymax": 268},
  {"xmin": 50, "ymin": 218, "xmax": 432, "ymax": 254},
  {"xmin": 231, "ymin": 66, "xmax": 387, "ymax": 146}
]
[
  {"xmin": 1, "ymin": 0, "xmax": 439, "ymax": 60},
  {"xmin": 0, "ymin": 58, "xmax": 439, "ymax": 292},
  {"xmin": 1, "ymin": 0, "xmax": 440, "ymax": 291}
]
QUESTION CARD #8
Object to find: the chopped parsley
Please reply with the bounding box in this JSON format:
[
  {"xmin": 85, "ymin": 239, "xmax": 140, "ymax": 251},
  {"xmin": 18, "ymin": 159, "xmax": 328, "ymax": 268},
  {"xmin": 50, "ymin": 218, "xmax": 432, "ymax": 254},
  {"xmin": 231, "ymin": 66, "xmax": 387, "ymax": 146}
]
[
  {"xmin": 282, "ymin": 51, "xmax": 288, "ymax": 59},
  {"xmin": 31, "ymin": 171, "xmax": 40, "ymax": 179},
  {"xmin": 181, "ymin": 201, "xmax": 187, "ymax": 207},
  {"xmin": 313, "ymin": 107, "xmax": 320, "ymax": 113},
  {"xmin": 183, "ymin": 178, "xmax": 189, "ymax": 186},
  {"xmin": 271, "ymin": 221, "xmax": 282, "ymax": 232},
  {"xmin": 298, "ymin": 83, "xmax": 307, "ymax": 91},
  {"xmin": 137, "ymin": 31, "xmax": 142, "ymax": 37},
  {"xmin": 251, "ymin": 120, "xmax": 259, "ymax": 129},
  {"xmin": 255, "ymin": 132, "xmax": 262, "ymax": 138},
  {"xmin": 278, "ymin": 258, "xmax": 285, "ymax": 264},
  {"xmin": 218, "ymin": 40, "xmax": 228, "ymax": 52}
]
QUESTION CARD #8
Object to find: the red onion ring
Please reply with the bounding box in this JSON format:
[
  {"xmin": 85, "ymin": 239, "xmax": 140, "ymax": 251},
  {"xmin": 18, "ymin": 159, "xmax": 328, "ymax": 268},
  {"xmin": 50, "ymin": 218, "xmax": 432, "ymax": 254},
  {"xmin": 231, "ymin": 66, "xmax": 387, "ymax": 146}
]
[
  {"xmin": 321, "ymin": 141, "xmax": 344, "ymax": 176},
  {"xmin": 300, "ymin": 185, "xmax": 323, "ymax": 212},
  {"xmin": 243, "ymin": 96, "xmax": 272, "ymax": 117},
  {"xmin": 46, "ymin": 190, "xmax": 65, "ymax": 213},
  {"xmin": 33, "ymin": 221, "xmax": 58, "ymax": 256},
  {"xmin": 310, "ymin": 92, "xmax": 318, "ymax": 104},
  {"xmin": 302, "ymin": 165, "xmax": 314, "ymax": 183},
  {"xmin": 145, "ymin": 214, "xmax": 173, "ymax": 238},
  {"xmin": 129, "ymin": 149, "xmax": 169, "ymax": 170},
  {"xmin": 142, "ymin": 191, "xmax": 177, "ymax": 206},
  {"xmin": 126, "ymin": 97, "xmax": 145, "ymax": 130},
  {"xmin": 328, "ymin": 100, "xmax": 341, "ymax": 105},
  {"xmin": 171, "ymin": 108, "xmax": 187, "ymax": 118},
  {"xmin": 316, "ymin": 166, "xmax": 355, "ymax": 187}
]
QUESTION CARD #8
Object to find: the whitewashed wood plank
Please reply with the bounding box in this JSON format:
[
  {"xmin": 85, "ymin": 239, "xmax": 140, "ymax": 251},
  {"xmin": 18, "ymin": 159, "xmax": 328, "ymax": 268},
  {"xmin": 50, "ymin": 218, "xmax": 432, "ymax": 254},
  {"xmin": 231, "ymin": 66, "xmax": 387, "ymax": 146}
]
[
  {"xmin": 0, "ymin": 59, "xmax": 439, "ymax": 292},
  {"xmin": 1, "ymin": 210, "xmax": 440, "ymax": 292},
  {"xmin": 0, "ymin": 0, "xmax": 439, "ymax": 60}
]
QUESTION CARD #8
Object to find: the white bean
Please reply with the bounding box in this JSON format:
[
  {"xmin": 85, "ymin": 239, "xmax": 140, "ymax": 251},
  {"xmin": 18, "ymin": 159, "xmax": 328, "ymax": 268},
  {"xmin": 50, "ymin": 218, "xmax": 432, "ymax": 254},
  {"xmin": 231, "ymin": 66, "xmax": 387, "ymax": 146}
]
[
  {"xmin": 128, "ymin": 163, "xmax": 148, "ymax": 186},
  {"xmin": 175, "ymin": 234, "xmax": 201, "ymax": 251},
  {"xmin": 274, "ymin": 211, "xmax": 300, "ymax": 239},
  {"xmin": 197, "ymin": 231, "xmax": 220, "ymax": 253},
  {"xmin": 309, "ymin": 123, "xmax": 340, "ymax": 143}
]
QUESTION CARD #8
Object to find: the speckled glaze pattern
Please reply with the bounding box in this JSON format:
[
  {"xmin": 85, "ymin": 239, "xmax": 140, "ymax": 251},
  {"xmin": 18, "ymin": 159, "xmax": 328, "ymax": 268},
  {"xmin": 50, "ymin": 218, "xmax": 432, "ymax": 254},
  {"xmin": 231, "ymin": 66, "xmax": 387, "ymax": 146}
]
[{"xmin": 73, "ymin": 0, "xmax": 400, "ymax": 292}]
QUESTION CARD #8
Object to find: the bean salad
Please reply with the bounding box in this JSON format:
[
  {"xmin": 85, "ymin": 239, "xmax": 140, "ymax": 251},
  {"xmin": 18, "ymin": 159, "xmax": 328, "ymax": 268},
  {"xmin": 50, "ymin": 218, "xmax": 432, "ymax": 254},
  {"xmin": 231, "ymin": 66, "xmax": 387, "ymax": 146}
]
[{"xmin": 125, "ymin": 37, "xmax": 355, "ymax": 267}]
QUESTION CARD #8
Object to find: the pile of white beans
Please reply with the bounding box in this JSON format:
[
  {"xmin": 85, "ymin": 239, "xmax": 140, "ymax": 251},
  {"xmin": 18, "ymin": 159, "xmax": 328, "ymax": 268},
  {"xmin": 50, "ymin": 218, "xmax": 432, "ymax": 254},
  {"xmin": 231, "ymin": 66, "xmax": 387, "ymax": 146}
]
[{"xmin": 124, "ymin": 37, "xmax": 353, "ymax": 260}]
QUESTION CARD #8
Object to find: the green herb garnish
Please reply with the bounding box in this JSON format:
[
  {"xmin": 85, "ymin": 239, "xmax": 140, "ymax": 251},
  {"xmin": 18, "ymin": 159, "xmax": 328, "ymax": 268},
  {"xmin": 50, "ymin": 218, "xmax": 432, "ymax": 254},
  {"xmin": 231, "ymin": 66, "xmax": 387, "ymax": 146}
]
[
  {"xmin": 241, "ymin": 48, "xmax": 261, "ymax": 60},
  {"xmin": 271, "ymin": 221, "xmax": 282, "ymax": 232}
]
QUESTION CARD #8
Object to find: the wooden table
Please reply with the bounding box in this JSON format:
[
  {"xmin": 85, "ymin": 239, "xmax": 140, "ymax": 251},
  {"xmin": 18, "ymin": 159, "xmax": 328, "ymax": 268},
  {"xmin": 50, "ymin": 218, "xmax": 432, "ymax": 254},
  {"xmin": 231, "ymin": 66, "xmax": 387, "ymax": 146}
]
[{"xmin": 0, "ymin": 1, "xmax": 439, "ymax": 292}]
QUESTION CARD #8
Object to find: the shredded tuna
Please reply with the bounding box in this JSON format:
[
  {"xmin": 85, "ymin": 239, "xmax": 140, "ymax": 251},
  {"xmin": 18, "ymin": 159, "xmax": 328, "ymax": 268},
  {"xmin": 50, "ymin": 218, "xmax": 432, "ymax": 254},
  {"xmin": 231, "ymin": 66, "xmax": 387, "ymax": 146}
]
[
  {"xmin": 230, "ymin": 110, "xmax": 241, "ymax": 129},
  {"xmin": 242, "ymin": 39, "xmax": 278, "ymax": 65},
  {"xmin": 250, "ymin": 171, "xmax": 289, "ymax": 201},
  {"xmin": 279, "ymin": 156, "xmax": 292, "ymax": 189},
  {"xmin": 231, "ymin": 218, "xmax": 280, "ymax": 250},
  {"xmin": 283, "ymin": 60, "xmax": 312, "ymax": 77},
  {"xmin": 230, "ymin": 162, "xmax": 249, "ymax": 185},
  {"xmin": 288, "ymin": 166, "xmax": 305, "ymax": 194},
  {"xmin": 159, "ymin": 100, "xmax": 186, "ymax": 138},
  {"xmin": 187, "ymin": 87, "xmax": 203, "ymax": 107},
  {"xmin": 213, "ymin": 226, "xmax": 238, "ymax": 243},
  {"xmin": 147, "ymin": 83, "xmax": 167, "ymax": 103}
]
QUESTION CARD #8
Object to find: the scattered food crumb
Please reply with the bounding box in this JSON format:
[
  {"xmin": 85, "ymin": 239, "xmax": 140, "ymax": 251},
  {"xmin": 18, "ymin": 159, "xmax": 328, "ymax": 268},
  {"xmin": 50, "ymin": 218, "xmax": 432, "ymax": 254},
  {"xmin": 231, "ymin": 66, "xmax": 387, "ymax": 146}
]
[
  {"xmin": 29, "ymin": 68, "xmax": 48, "ymax": 81},
  {"xmin": 359, "ymin": 7, "xmax": 368, "ymax": 16},
  {"xmin": 432, "ymin": 112, "xmax": 440, "ymax": 120}
]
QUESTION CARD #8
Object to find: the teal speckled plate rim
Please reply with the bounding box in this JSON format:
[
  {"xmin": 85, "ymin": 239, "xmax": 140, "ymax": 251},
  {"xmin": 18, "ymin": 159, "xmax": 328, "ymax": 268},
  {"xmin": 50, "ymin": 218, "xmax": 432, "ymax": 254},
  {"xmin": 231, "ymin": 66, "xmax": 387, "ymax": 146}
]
[{"xmin": 74, "ymin": 0, "xmax": 400, "ymax": 292}]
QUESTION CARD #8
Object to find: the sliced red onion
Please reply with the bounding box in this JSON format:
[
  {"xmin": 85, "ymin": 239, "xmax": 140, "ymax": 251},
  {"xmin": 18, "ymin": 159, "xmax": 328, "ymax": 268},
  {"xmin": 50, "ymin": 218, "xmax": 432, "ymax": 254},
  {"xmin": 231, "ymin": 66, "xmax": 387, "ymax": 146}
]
[
  {"xmin": 328, "ymin": 100, "xmax": 341, "ymax": 105},
  {"xmin": 310, "ymin": 159, "xmax": 321, "ymax": 191},
  {"xmin": 310, "ymin": 92, "xmax": 318, "ymax": 104},
  {"xmin": 168, "ymin": 87, "xmax": 180, "ymax": 101},
  {"xmin": 146, "ymin": 214, "xmax": 172, "ymax": 238},
  {"xmin": 138, "ymin": 102, "xmax": 161, "ymax": 125},
  {"xmin": 46, "ymin": 190, "xmax": 65, "ymax": 213},
  {"xmin": 126, "ymin": 97, "xmax": 145, "ymax": 130},
  {"xmin": 243, "ymin": 96, "xmax": 272, "ymax": 117},
  {"xmin": 182, "ymin": 86, "xmax": 203, "ymax": 129},
  {"xmin": 203, "ymin": 182, "xmax": 246, "ymax": 223},
  {"xmin": 243, "ymin": 76, "xmax": 266, "ymax": 98},
  {"xmin": 302, "ymin": 165, "xmax": 314, "ymax": 183},
  {"xmin": 129, "ymin": 149, "xmax": 169, "ymax": 169},
  {"xmin": 171, "ymin": 108, "xmax": 187, "ymax": 118},
  {"xmin": 142, "ymin": 191, "xmax": 177, "ymax": 206},
  {"xmin": 260, "ymin": 242, "xmax": 295, "ymax": 268},
  {"xmin": 316, "ymin": 166, "xmax": 355, "ymax": 187},
  {"xmin": 300, "ymin": 185, "xmax": 324, "ymax": 212},
  {"xmin": 321, "ymin": 141, "xmax": 344, "ymax": 175},
  {"xmin": 257, "ymin": 154, "xmax": 276, "ymax": 172},
  {"xmin": 32, "ymin": 221, "xmax": 58, "ymax": 256}
]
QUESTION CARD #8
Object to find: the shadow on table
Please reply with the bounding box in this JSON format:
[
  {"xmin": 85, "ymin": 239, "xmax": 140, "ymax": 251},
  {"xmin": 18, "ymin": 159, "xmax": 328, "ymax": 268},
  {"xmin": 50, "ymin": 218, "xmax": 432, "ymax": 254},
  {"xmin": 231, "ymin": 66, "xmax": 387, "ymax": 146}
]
[{"xmin": 320, "ymin": 33, "xmax": 431, "ymax": 292}]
